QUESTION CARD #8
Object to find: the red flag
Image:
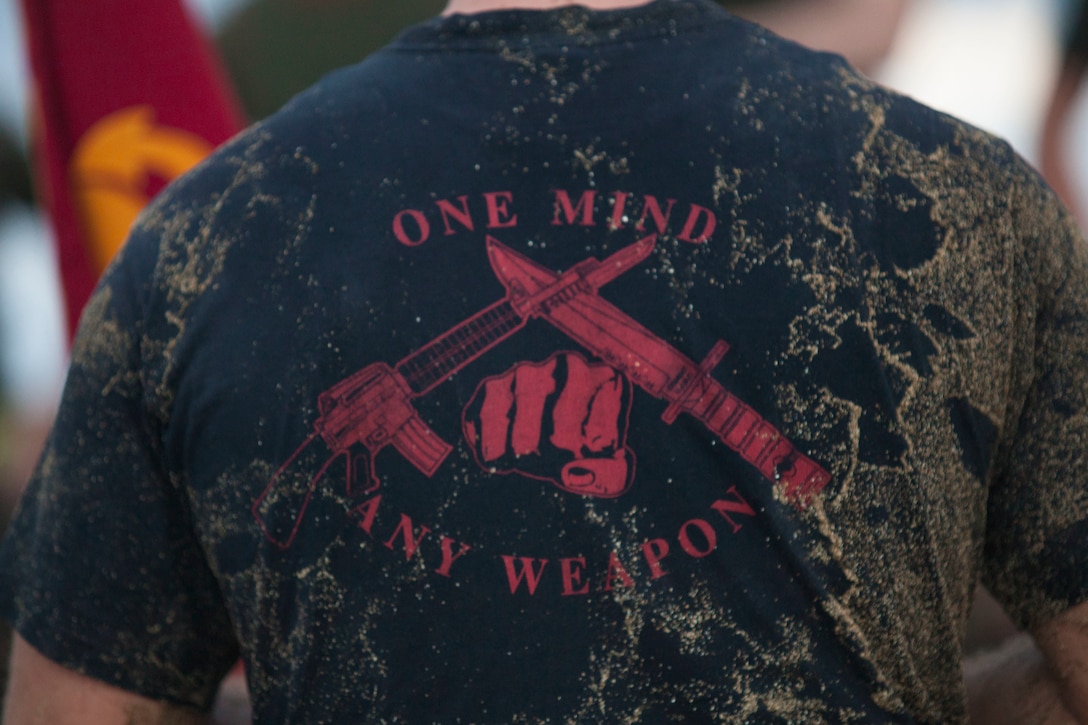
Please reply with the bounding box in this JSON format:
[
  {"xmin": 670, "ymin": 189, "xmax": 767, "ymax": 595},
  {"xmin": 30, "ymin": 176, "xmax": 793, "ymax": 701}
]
[{"xmin": 19, "ymin": 0, "xmax": 246, "ymax": 339}]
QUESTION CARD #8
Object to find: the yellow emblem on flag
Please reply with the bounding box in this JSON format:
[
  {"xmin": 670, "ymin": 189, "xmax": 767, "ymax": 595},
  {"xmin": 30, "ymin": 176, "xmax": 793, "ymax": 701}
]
[{"xmin": 70, "ymin": 105, "xmax": 213, "ymax": 274}]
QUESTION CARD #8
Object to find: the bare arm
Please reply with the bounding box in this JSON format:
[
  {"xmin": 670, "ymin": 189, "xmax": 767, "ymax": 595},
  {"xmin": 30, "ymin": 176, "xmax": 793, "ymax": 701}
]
[
  {"xmin": 1035, "ymin": 600, "xmax": 1088, "ymax": 721},
  {"xmin": 2, "ymin": 634, "xmax": 208, "ymax": 725},
  {"xmin": 965, "ymin": 600, "xmax": 1088, "ymax": 724}
]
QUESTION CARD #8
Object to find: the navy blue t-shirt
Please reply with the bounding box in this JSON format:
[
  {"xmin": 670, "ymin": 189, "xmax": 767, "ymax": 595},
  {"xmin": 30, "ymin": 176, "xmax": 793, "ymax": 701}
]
[{"xmin": 4, "ymin": 1, "xmax": 1088, "ymax": 722}]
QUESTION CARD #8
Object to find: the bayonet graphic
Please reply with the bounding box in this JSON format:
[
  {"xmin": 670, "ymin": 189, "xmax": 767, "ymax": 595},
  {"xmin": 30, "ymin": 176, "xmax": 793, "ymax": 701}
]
[
  {"xmin": 487, "ymin": 236, "xmax": 831, "ymax": 504},
  {"xmin": 253, "ymin": 234, "xmax": 657, "ymax": 548}
]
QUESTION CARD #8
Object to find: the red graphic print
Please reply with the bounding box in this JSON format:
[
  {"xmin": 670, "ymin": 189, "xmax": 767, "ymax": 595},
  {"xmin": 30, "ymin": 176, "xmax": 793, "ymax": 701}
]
[
  {"xmin": 252, "ymin": 235, "xmax": 656, "ymax": 548},
  {"xmin": 463, "ymin": 352, "xmax": 635, "ymax": 497},
  {"xmin": 486, "ymin": 237, "xmax": 831, "ymax": 502},
  {"xmin": 252, "ymin": 230, "xmax": 831, "ymax": 551}
]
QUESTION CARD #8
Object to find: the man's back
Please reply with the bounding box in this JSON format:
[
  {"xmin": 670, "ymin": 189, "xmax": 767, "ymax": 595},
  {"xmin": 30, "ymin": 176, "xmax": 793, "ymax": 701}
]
[{"xmin": 3, "ymin": 1, "xmax": 1088, "ymax": 722}]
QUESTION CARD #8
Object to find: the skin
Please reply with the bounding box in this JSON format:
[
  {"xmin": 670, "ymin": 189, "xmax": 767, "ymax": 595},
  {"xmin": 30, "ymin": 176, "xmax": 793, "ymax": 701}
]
[
  {"xmin": 3, "ymin": 636, "xmax": 206, "ymax": 725},
  {"xmin": 964, "ymin": 603, "xmax": 1088, "ymax": 724},
  {"xmin": 3, "ymin": 1, "xmax": 1086, "ymax": 722}
]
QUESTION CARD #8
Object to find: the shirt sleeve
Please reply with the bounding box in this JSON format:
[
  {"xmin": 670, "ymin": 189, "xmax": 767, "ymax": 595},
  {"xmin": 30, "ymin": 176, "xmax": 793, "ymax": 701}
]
[
  {"xmin": 0, "ymin": 223, "xmax": 239, "ymax": 710},
  {"xmin": 982, "ymin": 167, "xmax": 1088, "ymax": 631}
]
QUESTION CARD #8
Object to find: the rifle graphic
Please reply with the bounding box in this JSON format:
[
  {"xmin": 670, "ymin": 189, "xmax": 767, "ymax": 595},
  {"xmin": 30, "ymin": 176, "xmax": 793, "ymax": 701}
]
[
  {"xmin": 487, "ymin": 237, "xmax": 831, "ymax": 503},
  {"xmin": 253, "ymin": 234, "xmax": 658, "ymax": 548}
]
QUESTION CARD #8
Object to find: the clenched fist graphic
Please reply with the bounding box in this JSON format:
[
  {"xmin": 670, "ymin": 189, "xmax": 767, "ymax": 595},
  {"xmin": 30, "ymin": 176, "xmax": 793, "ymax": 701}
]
[{"xmin": 463, "ymin": 352, "xmax": 635, "ymax": 497}]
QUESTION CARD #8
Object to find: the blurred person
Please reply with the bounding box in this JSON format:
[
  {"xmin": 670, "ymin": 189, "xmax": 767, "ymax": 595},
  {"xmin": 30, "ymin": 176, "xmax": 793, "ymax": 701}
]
[
  {"xmin": 0, "ymin": 126, "xmax": 37, "ymax": 516},
  {"xmin": 0, "ymin": 124, "xmax": 45, "ymax": 718},
  {"xmin": 2, "ymin": 0, "xmax": 1088, "ymax": 723},
  {"xmin": 1041, "ymin": 0, "xmax": 1088, "ymax": 224}
]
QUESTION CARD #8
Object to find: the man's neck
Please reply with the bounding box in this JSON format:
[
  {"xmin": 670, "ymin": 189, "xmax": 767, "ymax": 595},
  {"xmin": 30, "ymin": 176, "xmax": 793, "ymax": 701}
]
[{"xmin": 443, "ymin": 0, "xmax": 654, "ymax": 15}]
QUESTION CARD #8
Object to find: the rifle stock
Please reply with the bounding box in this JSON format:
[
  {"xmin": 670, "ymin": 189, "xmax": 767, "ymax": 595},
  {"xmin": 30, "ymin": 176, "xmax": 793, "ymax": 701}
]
[{"xmin": 253, "ymin": 363, "xmax": 451, "ymax": 548}]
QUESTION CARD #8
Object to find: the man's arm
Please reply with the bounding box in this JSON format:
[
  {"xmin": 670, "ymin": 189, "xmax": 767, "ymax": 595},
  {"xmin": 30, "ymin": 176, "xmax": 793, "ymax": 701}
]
[
  {"xmin": 1036, "ymin": 600, "xmax": 1088, "ymax": 721},
  {"xmin": 2, "ymin": 634, "xmax": 207, "ymax": 725},
  {"xmin": 965, "ymin": 600, "xmax": 1088, "ymax": 724}
]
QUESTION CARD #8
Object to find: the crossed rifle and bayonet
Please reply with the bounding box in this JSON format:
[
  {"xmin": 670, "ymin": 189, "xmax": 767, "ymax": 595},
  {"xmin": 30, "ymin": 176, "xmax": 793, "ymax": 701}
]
[{"xmin": 252, "ymin": 234, "xmax": 831, "ymax": 548}]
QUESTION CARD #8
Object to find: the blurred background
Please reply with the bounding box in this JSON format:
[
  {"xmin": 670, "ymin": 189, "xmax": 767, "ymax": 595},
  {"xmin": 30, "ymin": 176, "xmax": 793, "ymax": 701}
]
[{"xmin": 0, "ymin": 0, "xmax": 1083, "ymax": 718}]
